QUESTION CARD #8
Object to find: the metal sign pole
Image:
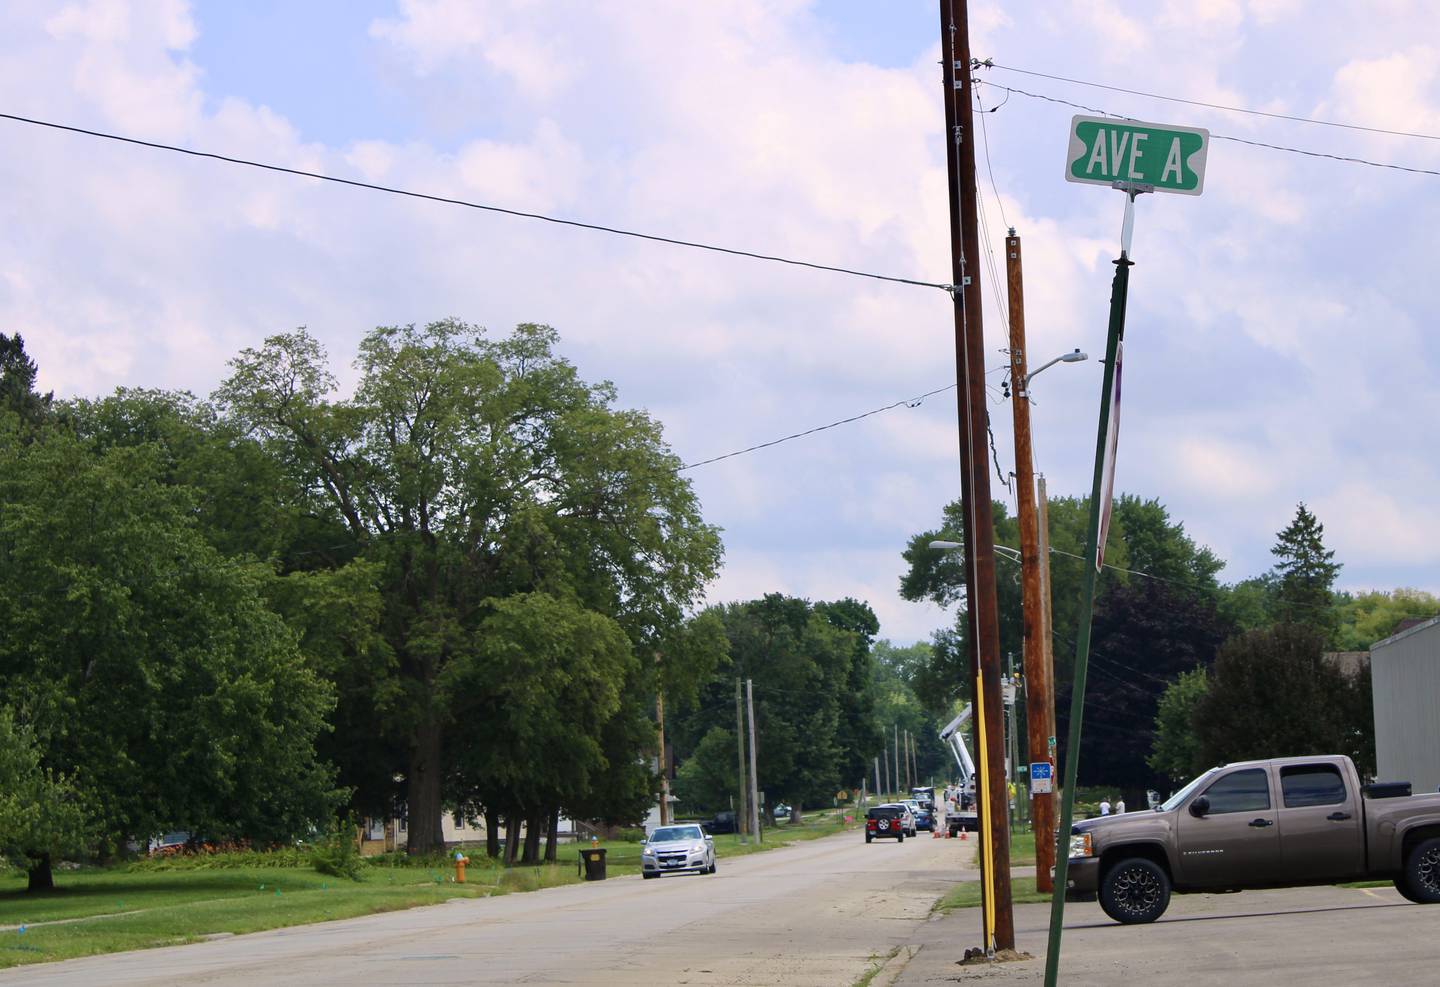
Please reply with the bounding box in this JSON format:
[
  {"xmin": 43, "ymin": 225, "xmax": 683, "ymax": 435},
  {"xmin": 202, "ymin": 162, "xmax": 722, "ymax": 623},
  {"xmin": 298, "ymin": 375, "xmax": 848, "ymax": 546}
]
[{"xmin": 1042, "ymin": 187, "xmax": 1141, "ymax": 987}]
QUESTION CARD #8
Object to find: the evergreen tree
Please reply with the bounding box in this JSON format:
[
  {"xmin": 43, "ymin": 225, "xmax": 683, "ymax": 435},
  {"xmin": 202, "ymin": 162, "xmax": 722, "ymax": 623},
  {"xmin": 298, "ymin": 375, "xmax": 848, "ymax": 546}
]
[
  {"xmin": 1271, "ymin": 503, "xmax": 1341, "ymax": 629},
  {"xmin": 0, "ymin": 333, "xmax": 53, "ymax": 429}
]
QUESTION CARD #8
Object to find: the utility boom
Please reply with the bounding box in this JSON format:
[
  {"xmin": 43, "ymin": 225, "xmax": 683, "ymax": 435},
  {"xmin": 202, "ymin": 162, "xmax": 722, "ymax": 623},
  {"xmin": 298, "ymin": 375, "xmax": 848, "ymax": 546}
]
[{"xmin": 939, "ymin": 705, "xmax": 979, "ymax": 834}]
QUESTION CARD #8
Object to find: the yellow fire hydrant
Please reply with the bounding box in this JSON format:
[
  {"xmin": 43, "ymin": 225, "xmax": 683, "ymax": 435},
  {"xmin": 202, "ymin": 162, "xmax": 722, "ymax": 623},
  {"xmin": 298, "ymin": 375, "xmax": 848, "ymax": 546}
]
[{"xmin": 454, "ymin": 850, "xmax": 468, "ymax": 884}]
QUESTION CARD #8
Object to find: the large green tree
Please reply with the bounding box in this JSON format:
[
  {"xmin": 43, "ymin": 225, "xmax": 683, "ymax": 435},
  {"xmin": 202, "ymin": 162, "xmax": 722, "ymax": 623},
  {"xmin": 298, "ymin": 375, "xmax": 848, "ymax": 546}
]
[
  {"xmin": 1147, "ymin": 667, "xmax": 1211, "ymax": 786},
  {"xmin": 0, "ymin": 423, "xmax": 339, "ymax": 880},
  {"xmin": 1193, "ymin": 624, "xmax": 1373, "ymax": 774},
  {"xmin": 0, "ymin": 708, "xmax": 92, "ymax": 891},
  {"xmin": 216, "ymin": 322, "xmax": 722, "ymax": 851}
]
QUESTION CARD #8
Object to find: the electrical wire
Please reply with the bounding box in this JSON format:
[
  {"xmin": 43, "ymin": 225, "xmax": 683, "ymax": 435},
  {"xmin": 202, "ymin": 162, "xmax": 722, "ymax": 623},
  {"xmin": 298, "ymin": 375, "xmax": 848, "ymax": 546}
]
[
  {"xmin": 678, "ymin": 383, "xmax": 955, "ymax": 471},
  {"xmin": 0, "ymin": 110, "xmax": 951, "ymax": 291},
  {"xmin": 976, "ymin": 82, "xmax": 1440, "ymax": 179},
  {"xmin": 974, "ymin": 87, "xmax": 1012, "ymax": 232},
  {"xmin": 979, "ymin": 60, "xmax": 1440, "ymax": 143}
]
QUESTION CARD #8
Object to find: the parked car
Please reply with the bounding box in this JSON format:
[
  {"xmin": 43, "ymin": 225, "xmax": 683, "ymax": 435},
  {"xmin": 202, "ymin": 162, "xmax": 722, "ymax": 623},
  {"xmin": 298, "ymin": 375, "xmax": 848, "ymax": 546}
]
[
  {"xmin": 902, "ymin": 799, "xmax": 934, "ymax": 831},
  {"xmin": 865, "ymin": 805, "xmax": 906, "ymax": 843},
  {"xmin": 1066, "ymin": 754, "xmax": 1440, "ymax": 924},
  {"xmin": 772, "ymin": 803, "xmax": 792, "ymax": 820},
  {"xmin": 148, "ymin": 831, "xmax": 194, "ymax": 856},
  {"xmin": 641, "ymin": 824, "xmax": 717, "ymax": 879},
  {"xmin": 706, "ymin": 810, "xmax": 737, "ymax": 834},
  {"xmin": 879, "ymin": 802, "xmax": 917, "ymax": 837},
  {"xmin": 911, "ymin": 786, "xmax": 936, "ymax": 811}
]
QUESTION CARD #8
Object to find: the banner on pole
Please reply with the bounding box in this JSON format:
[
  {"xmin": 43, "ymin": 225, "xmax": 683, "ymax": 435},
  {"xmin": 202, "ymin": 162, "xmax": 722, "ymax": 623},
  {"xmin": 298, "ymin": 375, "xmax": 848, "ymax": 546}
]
[{"xmin": 1096, "ymin": 341, "xmax": 1123, "ymax": 571}]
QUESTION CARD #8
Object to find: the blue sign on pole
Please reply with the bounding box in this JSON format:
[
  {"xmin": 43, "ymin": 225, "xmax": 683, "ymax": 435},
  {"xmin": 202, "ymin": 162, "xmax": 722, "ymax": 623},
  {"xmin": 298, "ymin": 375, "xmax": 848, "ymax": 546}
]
[{"xmin": 1030, "ymin": 762, "xmax": 1054, "ymax": 794}]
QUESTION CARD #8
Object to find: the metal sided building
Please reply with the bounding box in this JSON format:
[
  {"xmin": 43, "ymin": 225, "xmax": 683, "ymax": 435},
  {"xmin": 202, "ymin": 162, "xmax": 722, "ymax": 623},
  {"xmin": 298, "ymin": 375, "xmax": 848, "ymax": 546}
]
[{"xmin": 1371, "ymin": 616, "xmax": 1440, "ymax": 793}]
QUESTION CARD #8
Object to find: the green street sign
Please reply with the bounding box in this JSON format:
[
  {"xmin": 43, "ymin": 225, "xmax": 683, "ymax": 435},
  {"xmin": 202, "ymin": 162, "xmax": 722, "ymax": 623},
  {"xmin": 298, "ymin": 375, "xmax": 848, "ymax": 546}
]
[{"xmin": 1065, "ymin": 116, "xmax": 1209, "ymax": 195}]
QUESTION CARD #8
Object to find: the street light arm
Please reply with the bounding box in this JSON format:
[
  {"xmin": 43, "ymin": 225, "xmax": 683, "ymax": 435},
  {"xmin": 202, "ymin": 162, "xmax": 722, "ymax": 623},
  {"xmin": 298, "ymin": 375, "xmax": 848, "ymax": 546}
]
[{"xmin": 1023, "ymin": 349, "xmax": 1088, "ymax": 397}]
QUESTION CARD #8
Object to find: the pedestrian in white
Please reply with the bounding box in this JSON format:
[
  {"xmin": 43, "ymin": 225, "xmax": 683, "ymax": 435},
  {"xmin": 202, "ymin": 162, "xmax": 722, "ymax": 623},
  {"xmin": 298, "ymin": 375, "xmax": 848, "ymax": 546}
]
[
  {"xmin": 1099, "ymin": 798, "xmax": 1112, "ymax": 816},
  {"xmin": 1115, "ymin": 797, "xmax": 1126, "ymax": 815}
]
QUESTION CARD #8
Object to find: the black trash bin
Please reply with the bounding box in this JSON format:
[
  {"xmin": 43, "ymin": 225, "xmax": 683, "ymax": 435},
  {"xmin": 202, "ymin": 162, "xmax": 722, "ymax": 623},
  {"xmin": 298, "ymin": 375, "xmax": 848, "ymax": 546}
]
[{"xmin": 579, "ymin": 847, "xmax": 607, "ymax": 881}]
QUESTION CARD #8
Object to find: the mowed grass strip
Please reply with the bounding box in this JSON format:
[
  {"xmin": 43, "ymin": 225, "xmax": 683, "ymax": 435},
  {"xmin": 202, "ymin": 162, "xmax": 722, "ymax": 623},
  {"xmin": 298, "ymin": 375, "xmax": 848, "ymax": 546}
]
[
  {"xmin": 0, "ymin": 813, "xmax": 854, "ymax": 968},
  {"xmin": 933, "ymin": 875, "xmax": 1050, "ymax": 913}
]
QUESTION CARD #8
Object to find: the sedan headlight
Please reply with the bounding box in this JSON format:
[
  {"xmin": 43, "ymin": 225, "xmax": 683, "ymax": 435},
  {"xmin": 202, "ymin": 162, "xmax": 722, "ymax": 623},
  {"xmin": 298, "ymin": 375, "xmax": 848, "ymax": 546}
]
[
  {"xmin": 1069, "ymin": 833, "xmax": 1093, "ymax": 859},
  {"xmin": 691, "ymin": 844, "xmax": 705, "ymax": 853}
]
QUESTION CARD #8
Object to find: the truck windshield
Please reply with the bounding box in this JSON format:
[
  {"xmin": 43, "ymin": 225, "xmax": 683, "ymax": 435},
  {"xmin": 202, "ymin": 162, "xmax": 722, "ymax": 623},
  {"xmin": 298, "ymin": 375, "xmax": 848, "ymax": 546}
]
[{"xmin": 1159, "ymin": 769, "xmax": 1216, "ymax": 812}]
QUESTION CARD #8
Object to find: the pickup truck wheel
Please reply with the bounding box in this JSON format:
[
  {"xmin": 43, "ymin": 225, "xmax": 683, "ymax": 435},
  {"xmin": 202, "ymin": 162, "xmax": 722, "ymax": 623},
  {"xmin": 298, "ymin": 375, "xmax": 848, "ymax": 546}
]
[
  {"xmin": 1393, "ymin": 874, "xmax": 1426, "ymax": 904},
  {"xmin": 1403, "ymin": 837, "xmax": 1440, "ymax": 903},
  {"xmin": 1099, "ymin": 858, "xmax": 1171, "ymax": 924}
]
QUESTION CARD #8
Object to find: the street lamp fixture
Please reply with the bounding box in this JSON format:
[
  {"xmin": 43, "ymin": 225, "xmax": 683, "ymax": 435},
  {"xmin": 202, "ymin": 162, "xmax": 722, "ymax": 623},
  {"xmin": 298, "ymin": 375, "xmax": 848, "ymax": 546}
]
[{"xmin": 1023, "ymin": 348, "xmax": 1088, "ymax": 400}]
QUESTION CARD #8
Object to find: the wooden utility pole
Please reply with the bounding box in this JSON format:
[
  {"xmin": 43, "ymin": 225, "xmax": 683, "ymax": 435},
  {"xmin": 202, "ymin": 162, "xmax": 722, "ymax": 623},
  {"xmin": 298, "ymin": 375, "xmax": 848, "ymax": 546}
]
[
  {"xmin": 746, "ymin": 678, "xmax": 762, "ymax": 844},
  {"xmin": 939, "ymin": 0, "xmax": 1014, "ymax": 951},
  {"xmin": 735, "ymin": 679, "xmax": 749, "ymax": 842},
  {"xmin": 1005, "ymin": 231, "xmax": 1055, "ymax": 892},
  {"xmin": 656, "ymin": 687, "xmax": 671, "ymax": 826},
  {"xmin": 1037, "ymin": 475, "xmax": 1057, "ymax": 779},
  {"xmin": 894, "ymin": 723, "xmax": 901, "ymax": 798}
]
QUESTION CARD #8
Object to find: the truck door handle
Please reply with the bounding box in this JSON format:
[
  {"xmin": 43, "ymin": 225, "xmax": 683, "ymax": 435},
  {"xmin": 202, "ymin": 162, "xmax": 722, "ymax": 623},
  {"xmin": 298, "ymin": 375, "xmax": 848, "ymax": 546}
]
[
  {"xmin": 1327, "ymin": 812, "xmax": 1352, "ymax": 821},
  {"xmin": 1248, "ymin": 818, "xmax": 1274, "ymax": 828}
]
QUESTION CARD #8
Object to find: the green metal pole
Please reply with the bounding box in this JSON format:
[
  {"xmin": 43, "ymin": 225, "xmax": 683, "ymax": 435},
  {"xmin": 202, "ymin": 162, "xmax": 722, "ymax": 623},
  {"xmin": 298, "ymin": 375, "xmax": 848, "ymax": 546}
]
[{"xmin": 1042, "ymin": 245, "xmax": 1133, "ymax": 987}]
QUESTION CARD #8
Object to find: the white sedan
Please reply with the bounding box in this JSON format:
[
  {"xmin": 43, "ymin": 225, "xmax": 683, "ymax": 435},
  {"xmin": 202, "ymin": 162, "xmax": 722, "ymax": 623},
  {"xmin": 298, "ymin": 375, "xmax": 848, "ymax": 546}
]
[{"xmin": 641, "ymin": 824, "xmax": 718, "ymax": 879}]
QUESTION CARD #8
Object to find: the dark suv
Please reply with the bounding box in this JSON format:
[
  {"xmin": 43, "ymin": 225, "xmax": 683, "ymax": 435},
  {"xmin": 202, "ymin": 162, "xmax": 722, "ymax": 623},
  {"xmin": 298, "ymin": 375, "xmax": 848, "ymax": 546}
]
[
  {"xmin": 706, "ymin": 810, "xmax": 737, "ymax": 834},
  {"xmin": 865, "ymin": 806, "xmax": 906, "ymax": 843}
]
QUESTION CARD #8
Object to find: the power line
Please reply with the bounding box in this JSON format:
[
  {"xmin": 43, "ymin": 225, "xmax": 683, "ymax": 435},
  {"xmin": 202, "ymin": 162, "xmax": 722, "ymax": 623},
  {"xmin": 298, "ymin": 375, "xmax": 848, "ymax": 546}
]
[
  {"xmin": 0, "ymin": 110, "xmax": 951, "ymax": 291},
  {"xmin": 977, "ymin": 82, "xmax": 1440, "ymax": 179},
  {"xmin": 979, "ymin": 60, "xmax": 1440, "ymax": 143},
  {"xmin": 678, "ymin": 383, "xmax": 955, "ymax": 471},
  {"xmin": 974, "ymin": 89, "xmax": 1012, "ymax": 231}
]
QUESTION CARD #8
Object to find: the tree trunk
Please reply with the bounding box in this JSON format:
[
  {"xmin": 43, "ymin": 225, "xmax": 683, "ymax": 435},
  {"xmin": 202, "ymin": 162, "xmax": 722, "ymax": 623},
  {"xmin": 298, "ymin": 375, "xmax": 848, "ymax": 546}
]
[
  {"xmin": 544, "ymin": 807, "xmax": 560, "ymax": 863},
  {"xmin": 27, "ymin": 853, "xmax": 53, "ymax": 893},
  {"xmin": 503, "ymin": 814, "xmax": 521, "ymax": 867},
  {"xmin": 521, "ymin": 811, "xmax": 542, "ymax": 865},
  {"xmin": 405, "ymin": 719, "xmax": 445, "ymax": 855},
  {"xmin": 486, "ymin": 812, "xmax": 501, "ymax": 858}
]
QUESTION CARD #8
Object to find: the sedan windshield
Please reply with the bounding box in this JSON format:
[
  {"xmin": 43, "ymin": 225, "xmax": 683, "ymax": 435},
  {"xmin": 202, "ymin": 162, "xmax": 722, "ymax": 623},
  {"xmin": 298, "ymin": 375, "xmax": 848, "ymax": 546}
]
[{"xmin": 650, "ymin": 826, "xmax": 703, "ymax": 843}]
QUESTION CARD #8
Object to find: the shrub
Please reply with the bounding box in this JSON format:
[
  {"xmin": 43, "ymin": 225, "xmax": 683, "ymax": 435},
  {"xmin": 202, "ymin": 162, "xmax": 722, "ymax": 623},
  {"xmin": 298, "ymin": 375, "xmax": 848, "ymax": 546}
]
[{"xmin": 310, "ymin": 817, "xmax": 364, "ymax": 881}]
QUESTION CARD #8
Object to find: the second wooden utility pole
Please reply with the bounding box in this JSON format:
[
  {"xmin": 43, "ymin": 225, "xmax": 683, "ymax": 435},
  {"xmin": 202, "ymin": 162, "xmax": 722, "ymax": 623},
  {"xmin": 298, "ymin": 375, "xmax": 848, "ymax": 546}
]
[
  {"xmin": 736, "ymin": 679, "xmax": 749, "ymax": 843},
  {"xmin": 746, "ymin": 678, "xmax": 761, "ymax": 844},
  {"xmin": 1005, "ymin": 230, "xmax": 1055, "ymax": 893},
  {"xmin": 939, "ymin": 0, "xmax": 1014, "ymax": 952}
]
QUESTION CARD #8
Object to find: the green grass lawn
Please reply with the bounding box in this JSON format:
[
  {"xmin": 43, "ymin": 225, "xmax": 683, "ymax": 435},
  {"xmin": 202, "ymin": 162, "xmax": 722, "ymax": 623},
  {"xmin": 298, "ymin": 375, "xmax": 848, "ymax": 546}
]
[
  {"xmin": 0, "ymin": 812, "xmax": 853, "ymax": 970},
  {"xmin": 933, "ymin": 875, "xmax": 1051, "ymax": 913}
]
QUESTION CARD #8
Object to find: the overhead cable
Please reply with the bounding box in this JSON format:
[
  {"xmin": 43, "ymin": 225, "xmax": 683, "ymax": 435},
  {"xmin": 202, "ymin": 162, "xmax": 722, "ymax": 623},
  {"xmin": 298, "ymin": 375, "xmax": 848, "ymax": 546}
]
[
  {"xmin": 679, "ymin": 383, "xmax": 955, "ymax": 471},
  {"xmin": 0, "ymin": 111, "xmax": 950, "ymax": 291},
  {"xmin": 977, "ymin": 82, "xmax": 1440, "ymax": 179},
  {"xmin": 979, "ymin": 60, "xmax": 1440, "ymax": 143}
]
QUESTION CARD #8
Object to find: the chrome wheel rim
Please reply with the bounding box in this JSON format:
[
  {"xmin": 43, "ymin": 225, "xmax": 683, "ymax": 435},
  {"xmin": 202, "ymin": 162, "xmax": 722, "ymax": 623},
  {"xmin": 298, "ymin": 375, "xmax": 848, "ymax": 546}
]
[
  {"xmin": 1113, "ymin": 866, "xmax": 1162, "ymax": 917},
  {"xmin": 1418, "ymin": 847, "xmax": 1440, "ymax": 894}
]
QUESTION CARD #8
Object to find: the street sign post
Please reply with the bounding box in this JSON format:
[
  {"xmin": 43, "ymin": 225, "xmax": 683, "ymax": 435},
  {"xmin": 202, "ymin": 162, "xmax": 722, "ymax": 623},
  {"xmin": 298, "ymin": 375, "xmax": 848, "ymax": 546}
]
[
  {"xmin": 1065, "ymin": 116, "xmax": 1209, "ymax": 195},
  {"xmin": 1046, "ymin": 112, "xmax": 1207, "ymax": 987}
]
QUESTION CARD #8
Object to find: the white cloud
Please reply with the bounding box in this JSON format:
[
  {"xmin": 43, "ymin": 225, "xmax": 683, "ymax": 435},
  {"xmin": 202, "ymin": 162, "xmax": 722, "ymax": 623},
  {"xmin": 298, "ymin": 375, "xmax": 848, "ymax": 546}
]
[{"xmin": 3, "ymin": 0, "xmax": 1439, "ymax": 648}]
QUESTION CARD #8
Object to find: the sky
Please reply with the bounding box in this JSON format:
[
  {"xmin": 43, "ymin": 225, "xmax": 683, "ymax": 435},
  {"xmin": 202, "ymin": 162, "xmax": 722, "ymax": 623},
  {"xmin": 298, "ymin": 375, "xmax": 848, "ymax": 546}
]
[{"xmin": 3, "ymin": 0, "xmax": 1438, "ymax": 645}]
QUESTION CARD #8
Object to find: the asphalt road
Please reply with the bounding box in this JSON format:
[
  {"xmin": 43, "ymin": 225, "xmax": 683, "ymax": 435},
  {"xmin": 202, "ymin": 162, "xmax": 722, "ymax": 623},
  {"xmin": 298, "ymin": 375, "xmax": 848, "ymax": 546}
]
[{"xmin": 1, "ymin": 828, "xmax": 976, "ymax": 986}]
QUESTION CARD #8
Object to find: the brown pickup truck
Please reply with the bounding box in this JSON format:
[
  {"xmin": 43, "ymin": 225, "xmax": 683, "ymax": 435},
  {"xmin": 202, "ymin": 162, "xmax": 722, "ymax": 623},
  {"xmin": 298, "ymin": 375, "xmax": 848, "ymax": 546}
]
[{"xmin": 1065, "ymin": 754, "xmax": 1440, "ymax": 924}]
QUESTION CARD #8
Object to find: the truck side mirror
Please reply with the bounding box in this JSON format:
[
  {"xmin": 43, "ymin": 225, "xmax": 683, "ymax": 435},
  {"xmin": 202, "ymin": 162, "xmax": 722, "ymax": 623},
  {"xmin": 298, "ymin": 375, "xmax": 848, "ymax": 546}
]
[{"xmin": 1189, "ymin": 796, "xmax": 1210, "ymax": 818}]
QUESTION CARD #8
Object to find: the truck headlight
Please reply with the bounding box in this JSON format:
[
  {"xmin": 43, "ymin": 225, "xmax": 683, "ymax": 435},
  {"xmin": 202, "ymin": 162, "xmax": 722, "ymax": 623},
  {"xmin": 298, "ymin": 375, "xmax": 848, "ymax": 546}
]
[
  {"xmin": 1069, "ymin": 833, "xmax": 1093, "ymax": 859},
  {"xmin": 642, "ymin": 848, "xmax": 655, "ymax": 858}
]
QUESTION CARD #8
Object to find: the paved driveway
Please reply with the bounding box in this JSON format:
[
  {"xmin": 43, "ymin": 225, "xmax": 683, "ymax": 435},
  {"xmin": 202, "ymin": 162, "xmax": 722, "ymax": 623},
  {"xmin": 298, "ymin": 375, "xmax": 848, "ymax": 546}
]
[{"xmin": 892, "ymin": 882, "xmax": 1435, "ymax": 986}]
